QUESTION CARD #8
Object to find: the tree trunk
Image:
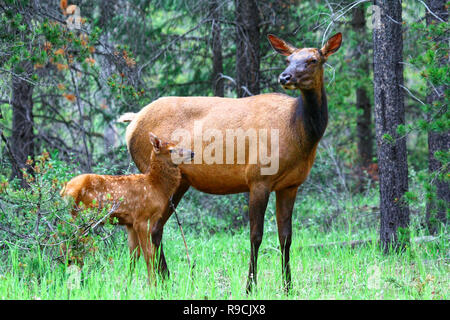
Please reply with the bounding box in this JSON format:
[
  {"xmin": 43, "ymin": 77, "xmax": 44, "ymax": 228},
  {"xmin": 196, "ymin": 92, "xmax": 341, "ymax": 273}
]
[
  {"xmin": 210, "ymin": 0, "xmax": 224, "ymax": 97},
  {"xmin": 356, "ymin": 88, "xmax": 372, "ymax": 166},
  {"xmin": 235, "ymin": 0, "xmax": 260, "ymax": 97},
  {"xmin": 11, "ymin": 66, "xmax": 34, "ymax": 186},
  {"xmin": 352, "ymin": 5, "xmax": 374, "ymax": 190},
  {"xmin": 373, "ymin": 0, "xmax": 410, "ymax": 252},
  {"xmin": 99, "ymin": 0, "xmax": 117, "ymax": 28},
  {"xmin": 103, "ymin": 122, "xmax": 117, "ymax": 155},
  {"xmin": 425, "ymin": 0, "xmax": 448, "ymax": 233},
  {"xmin": 235, "ymin": 0, "xmax": 260, "ymax": 223},
  {"xmin": 427, "ymin": 131, "xmax": 450, "ymax": 232}
]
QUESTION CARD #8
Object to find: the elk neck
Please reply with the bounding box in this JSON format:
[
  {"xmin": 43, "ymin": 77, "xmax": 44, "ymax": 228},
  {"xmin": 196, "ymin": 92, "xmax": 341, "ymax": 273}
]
[
  {"xmin": 294, "ymin": 74, "xmax": 328, "ymax": 149},
  {"xmin": 146, "ymin": 156, "xmax": 181, "ymax": 197}
]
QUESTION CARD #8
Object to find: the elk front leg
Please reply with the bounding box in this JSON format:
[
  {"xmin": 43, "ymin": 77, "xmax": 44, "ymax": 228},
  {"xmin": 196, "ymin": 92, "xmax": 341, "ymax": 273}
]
[
  {"xmin": 275, "ymin": 186, "xmax": 298, "ymax": 293},
  {"xmin": 150, "ymin": 219, "xmax": 167, "ymax": 279},
  {"xmin": 153, "ymin": 179, "xmax": 190, "ymax": 278},
  {"xmin": 246, "ymin": 184, "xmax": 270, "ymax": 293}
]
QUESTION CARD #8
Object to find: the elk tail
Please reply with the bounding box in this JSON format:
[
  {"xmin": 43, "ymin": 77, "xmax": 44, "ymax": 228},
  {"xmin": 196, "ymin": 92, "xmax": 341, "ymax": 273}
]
[
  {"xmin": 59, "ymin": 182, "xmax": 67, "ymax": 197},
  {"xmin": 117, "ymin": 112, "xmax": 137, "ymax": 123}
]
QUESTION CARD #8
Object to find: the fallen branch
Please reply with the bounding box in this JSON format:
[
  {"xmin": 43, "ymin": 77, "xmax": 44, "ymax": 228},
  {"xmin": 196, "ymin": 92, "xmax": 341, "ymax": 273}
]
[
  {"xmin": 81, "ymin": 201, "xmax": 121, "ymax": 237},
  {"xmin": 302, "ymin": 239, "xmax": 372, "ymax": 250},
  {"xmin": 300, "ymin": 235, "xmax": 443, "ymax": 250}
]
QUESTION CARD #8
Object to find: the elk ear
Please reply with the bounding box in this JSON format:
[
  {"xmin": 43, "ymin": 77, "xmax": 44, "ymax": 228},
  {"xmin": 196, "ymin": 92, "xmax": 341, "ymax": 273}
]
[
  {"xmin": 320, "ymin": 32, "xmax": 342, "ymax": 59},
  {"xmin": 267, "ymin": 34, "xmax": 297, "ymax": 56},
  {"xmin": 149, "ymin": 132, "xmax": 161, "ymax": 153},
  {"xmin": 60, "ymin": 0, "xmax": 68, "ymax": 15}
]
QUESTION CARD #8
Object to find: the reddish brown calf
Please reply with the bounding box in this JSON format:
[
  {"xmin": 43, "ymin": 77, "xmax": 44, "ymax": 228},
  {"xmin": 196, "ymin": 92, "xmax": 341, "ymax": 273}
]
[{"xmin": 61, "ymin": 133, "xmax": 194, "ymax": 282}]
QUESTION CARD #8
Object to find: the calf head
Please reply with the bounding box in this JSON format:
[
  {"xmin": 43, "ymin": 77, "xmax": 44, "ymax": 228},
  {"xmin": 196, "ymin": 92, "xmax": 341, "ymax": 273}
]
[{"xmin": 149, "ymin": 132, "xmax": 194, "ymax": 165}]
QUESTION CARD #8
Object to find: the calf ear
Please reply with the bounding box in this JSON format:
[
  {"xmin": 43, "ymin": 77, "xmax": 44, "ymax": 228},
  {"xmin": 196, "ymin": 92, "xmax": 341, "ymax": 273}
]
[
  {"xmin": 267, "ymin": 34, "xmax": 297, "ymax": 56},
  {"xmin": 149, "ymin": 132, "xmax": 161, "ymax": 153},
  {"xmin": 320, "ymin": 32, "xmax": 342, "ymax": 59}
]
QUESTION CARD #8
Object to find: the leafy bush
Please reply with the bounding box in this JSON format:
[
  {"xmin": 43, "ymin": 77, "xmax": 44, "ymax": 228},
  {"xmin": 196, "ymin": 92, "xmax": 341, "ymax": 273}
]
[{"xmin": 0, "ymin": 151, "xmax": 118, "ymax": 268}]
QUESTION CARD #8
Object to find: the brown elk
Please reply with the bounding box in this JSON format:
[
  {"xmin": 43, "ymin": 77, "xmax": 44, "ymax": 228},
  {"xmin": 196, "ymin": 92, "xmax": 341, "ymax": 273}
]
[
  {"xmin": 120, "ymin": 33, "xmax": 342, "ymax": 292},
  {"xmin": 60, "ymin": 133, "xmax": 194, "ymax": 281}
]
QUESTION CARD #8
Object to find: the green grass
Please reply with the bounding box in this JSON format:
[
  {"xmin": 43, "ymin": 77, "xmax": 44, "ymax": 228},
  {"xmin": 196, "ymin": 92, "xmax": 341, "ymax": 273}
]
[
  {"xmin": 0, "ymin": 188, "xmax": 448, "ymax": 300},
  {"xmin": 0, "ymin": 221, "xmax": 448, "ymax": 300}
]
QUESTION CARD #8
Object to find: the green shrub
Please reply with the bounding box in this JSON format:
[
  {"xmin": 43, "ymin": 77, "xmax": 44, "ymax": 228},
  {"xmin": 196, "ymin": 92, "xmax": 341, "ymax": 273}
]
[{"xmin": 0, "ymin": 151, "xmax": 118, "ymax": 268}]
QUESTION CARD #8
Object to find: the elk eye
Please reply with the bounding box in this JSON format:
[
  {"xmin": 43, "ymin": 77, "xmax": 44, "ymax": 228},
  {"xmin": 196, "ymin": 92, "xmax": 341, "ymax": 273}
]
[{"xmin": 310, "ymin": 59, "xmax": 318, "ymax": 64}]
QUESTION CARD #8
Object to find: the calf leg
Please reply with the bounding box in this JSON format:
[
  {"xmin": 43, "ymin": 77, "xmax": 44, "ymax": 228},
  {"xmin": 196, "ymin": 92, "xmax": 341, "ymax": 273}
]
[
  {"xmin": 246, "ymin": 184, "xmax": 270, "ymax": 293},
  {"xmin": 150, "ymin": 220, "xmax": 167, "ymax": 278},
  {"xmin": 275, "ymin": 186, "xmax": 298, "ymax": 293},
  {"xmin": 126, "ymin": 225, "xmax": 141, "ymax": 272},
  {"xmin": 134, "ymin": 219, "xmax": 156, "ymax": 284}
]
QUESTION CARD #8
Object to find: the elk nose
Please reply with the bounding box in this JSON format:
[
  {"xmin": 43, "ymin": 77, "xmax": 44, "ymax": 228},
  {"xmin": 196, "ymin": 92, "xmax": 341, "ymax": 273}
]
[{"xmin": 279, "ymin": 73, "xmax": 292, "ymax": 85}]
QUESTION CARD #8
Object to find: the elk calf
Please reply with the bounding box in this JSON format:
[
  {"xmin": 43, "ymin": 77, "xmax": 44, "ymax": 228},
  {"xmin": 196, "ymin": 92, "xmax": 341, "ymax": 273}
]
[{"xmin": 61, "ymin": 133, "xmax": 194, "ymax": 282}]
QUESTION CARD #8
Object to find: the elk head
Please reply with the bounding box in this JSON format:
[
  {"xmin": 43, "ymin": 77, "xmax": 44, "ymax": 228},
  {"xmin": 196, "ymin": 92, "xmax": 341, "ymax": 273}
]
[{"xmin": 267, "ymin": 33, "xmax": 342, "ymax": 90}]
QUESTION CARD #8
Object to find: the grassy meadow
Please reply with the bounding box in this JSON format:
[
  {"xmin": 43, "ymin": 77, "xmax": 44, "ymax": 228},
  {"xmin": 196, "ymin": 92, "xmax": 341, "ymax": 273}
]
[{"xmin": 1, "ymin": 188, "xmax": 448, "ymax": 300}]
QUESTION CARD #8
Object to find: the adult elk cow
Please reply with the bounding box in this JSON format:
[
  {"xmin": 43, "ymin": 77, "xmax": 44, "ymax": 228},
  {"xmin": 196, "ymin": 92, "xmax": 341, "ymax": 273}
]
[{"xmin": 122, "ymin": 33, "xmax": 342, "ymax": 292}]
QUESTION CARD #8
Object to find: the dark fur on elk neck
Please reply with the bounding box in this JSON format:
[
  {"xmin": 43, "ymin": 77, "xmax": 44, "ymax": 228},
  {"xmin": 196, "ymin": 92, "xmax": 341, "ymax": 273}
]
[
  {"xmin": 147, "ymin": 153, "xmax": 181, "ymax": 195},
  {"xmin": 295, "ymin": 82, "xmax": 328, "ymax": 149}
]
